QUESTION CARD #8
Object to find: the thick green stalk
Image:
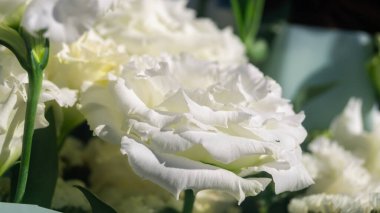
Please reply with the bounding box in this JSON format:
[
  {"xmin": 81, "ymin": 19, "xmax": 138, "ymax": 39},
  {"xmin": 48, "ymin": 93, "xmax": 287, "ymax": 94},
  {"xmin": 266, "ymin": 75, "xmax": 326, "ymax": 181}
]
[
  {"xmin": 14, "ymin": 67, "xmax": 43, "ymax": 203},
  {"xmin": 182, "ymin": 190, "xmax": 196, "ymax": 213}
]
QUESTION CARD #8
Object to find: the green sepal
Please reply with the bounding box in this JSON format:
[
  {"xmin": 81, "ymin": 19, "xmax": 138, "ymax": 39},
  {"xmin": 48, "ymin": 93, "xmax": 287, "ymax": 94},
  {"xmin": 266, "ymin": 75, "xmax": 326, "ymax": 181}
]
[
  {"xmin": 75, "ymin": 186, "xmax": 117, "ymax": 213},
  {"xmin": 20, "ymin": 28, "xmax": 49, "ymax": 71}
]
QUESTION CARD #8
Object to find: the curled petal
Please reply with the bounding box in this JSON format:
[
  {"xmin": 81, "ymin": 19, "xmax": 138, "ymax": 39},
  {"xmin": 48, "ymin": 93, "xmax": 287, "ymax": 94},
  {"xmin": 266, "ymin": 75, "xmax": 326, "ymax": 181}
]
[{"xmin": 120, "ymin": 137, "xmax": 271, "ymax": 204}]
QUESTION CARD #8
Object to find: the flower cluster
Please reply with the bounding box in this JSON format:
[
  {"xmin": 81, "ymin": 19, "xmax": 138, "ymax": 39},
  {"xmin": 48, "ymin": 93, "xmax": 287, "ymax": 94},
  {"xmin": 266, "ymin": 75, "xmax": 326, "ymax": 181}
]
[{"xmin": 0, "ymin": 0, "xmax": 314, "ymax": 210}]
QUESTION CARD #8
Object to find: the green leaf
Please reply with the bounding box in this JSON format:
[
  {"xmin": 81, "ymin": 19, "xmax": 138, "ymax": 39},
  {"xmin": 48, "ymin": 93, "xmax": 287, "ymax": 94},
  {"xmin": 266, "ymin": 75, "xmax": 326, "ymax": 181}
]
[
  {"xmin": 0, "ymin": 202, "xmax": 60, "ymax": 213},
  {"xmin": 75, "ymin": 186, "xmax": 117, "ymax": 213},
  {"xmin": 293, "ymin": 81, "xmax": 337, "ymax": 112},
  {"xmin": 0, "ymin": 24, "xmax": 29, "ymax": 70},
  {"xmin": 22, "ymin": 108, "xmax": 58, "ymax": 208},
  {"xmin": 231, "ymin": 0, "xmax": 245, "ymax": 39}
]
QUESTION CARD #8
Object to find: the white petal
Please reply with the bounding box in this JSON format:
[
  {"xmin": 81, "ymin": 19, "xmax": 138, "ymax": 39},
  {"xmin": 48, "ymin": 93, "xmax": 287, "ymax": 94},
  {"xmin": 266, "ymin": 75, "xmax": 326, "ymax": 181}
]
[
  {"xmin": 256, "ymin": 162, "xmax": 314, "ymax": 194},
  {"xmin": 331, "ymin": 98, "xmax": 363, "ymax": 136},
  {"xmin": 182, "ymin": 91, "xmax": 251, "ymax": 128},
  {"xmin": 22, "ymin": 0, "xmax": 116, "ymax": 42},
  {"xmin": 120, "ymin": 137, "xmax": 271, "ymax": 204},
  {"xmin": 111, "ymin": 77, "xmax": 177, "ymax": 128},
  {"xmin": 178, "ymin": 131, "xmax": 272, "ymax": 163},
  {"xmin": 0, "ymin": 91, "xmax": 17, "ymax": 134},
  {"xmin": 41, "ymin": 81, "xmax": 77, "ymax": 107}
]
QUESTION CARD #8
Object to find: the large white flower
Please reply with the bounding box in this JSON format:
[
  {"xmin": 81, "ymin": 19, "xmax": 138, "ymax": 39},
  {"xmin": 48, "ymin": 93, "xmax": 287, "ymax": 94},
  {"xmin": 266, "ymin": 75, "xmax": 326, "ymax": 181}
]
[
  {"xmin": 79, "ymin": 54, "xmax": 313, "ymax": 203},
  {"xmin": 22, "ymin": 0, "xmax": 118, "ymax": 42},
  {"xmin": 96, "ymin": 0, "xmax": 246, "ymax": 65},
  {"xmin": 0, "ymin": 47, "xmax": 76, "ymax": 175}
]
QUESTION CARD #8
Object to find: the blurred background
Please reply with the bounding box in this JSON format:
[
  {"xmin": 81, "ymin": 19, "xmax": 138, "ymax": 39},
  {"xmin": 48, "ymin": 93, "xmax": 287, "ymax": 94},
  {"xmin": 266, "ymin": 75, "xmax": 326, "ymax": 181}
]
[{"xmin": 188, "ymin": 0, "xmax": 380, "ymax": 132}]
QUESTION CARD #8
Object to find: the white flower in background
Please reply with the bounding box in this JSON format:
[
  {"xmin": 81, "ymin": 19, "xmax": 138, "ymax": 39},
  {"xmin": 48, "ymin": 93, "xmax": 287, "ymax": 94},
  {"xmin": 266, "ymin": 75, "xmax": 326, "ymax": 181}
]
[
  {"xmin": 44, "ymin": 0, "xmax": 245, "ymax": 92},
  {"xmin": 0, "ymin": 47, "xmax": 76, "ymax": 175},
  {"xmin": 304, "ymin": 137, "xmax": 370, "ymax": 196},
  {"xmin": 96, "ymin": 0, "xmax": 246, "ymax": 65},
  {"xmin": 330, "ymin": 98, "xmax": 380, "ymax": 179},
  {"xmin": 289, "ymin": 192, "xmax": 380, "ymax": 213},
  {"xmin": 83, "ymin": 138, "xmax": 240, "ymax": 213},
  {"xmin": 79, "ymin": 54, "xmax": 313, "ymax": 204},
  {"xmin": 288, "ymin": 194, "xmax": 366, "ymax": 213},
  {"xmin": 288, "ymin": 98, "xmax": 380, "ymax": 212},
  {"xmin": 22, "ymin": 0, "xmax": 119, "ymax": 42}
]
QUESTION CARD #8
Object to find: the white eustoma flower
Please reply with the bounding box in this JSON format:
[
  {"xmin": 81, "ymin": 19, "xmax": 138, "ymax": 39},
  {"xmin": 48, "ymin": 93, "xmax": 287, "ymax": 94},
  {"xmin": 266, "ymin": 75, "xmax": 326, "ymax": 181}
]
[
  {"xmin": 22, "ymin": 0, "xmax": 118, "ymax": 42},
  {"xmin": 302, "ymin": 137, "xmax": 370, "ymax": 196},
  {"xmin": 0, "ymin": 47, "xmax": 76, "ymax": 175},
  {"xmin": 288, "ymin": 98, "xmax": 380, "ymax": 213},
  {"xmin": 96, "ymin": 0, "xmax": 246, "ymax": 65},
  {"xmin": 44, "ymin": 0, "xmax": 245, "ymax": 92},
  {"xmin": 79, "ymin": 54, "xmax": 313, "ymax": 203}
]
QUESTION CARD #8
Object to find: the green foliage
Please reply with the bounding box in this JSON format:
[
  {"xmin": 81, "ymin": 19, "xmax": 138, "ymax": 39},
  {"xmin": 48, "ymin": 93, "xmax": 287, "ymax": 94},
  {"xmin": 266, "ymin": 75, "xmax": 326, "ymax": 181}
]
[
  {"xmin": 368, "ymin": 35, "xmax": 380, "ymax": 102},
  {"xmin": 75, "ymin": 186, "xmax": 117, "ymax": 213},
  {"xmin": 20, "ymin": 28, "xmax": 50, "ymax": 71},
  {"xmin": 231, "ymin": 0, "xmax": 267, "ymax": 63},
  {"xmin": 0, "ymin": 24, "xmax": 29, "ymax": 70},
  {"xmin": 22, "ymin": 108, "xmax": 58, "ymax": 208}
]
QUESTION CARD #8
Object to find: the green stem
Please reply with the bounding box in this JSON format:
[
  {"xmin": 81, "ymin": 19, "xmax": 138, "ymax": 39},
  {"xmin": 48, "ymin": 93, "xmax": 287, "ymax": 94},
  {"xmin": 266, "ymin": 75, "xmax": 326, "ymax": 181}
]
[
  {"xmin": 14, "ymin": 68, "xmax": 43, "ymax": 203},
  {"xmin": 182, "ymin": 190, "xmax": 196, "ymax": 213}
]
